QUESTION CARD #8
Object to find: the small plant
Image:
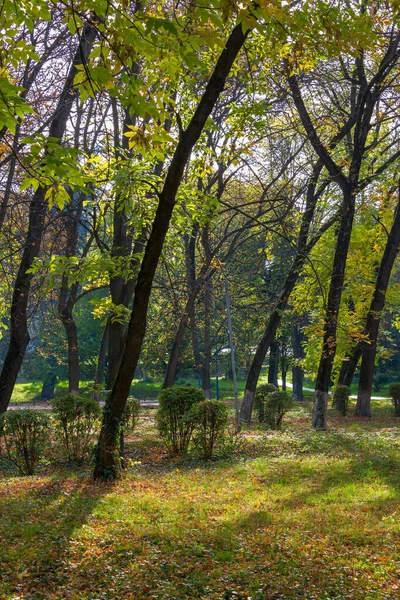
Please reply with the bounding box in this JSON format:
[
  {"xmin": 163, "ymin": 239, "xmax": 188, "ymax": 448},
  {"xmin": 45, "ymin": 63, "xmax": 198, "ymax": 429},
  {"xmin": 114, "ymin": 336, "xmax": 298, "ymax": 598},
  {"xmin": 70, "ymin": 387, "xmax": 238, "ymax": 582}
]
[
  {"xmin": 121, "ymin": 397, "xmax": 141, "ymax": 430},
  {"xmin": 332, "ymin": 384, "xmax": 350, "ymax": 416},
  {"xmin": 0, "ymin": 410, "xmax": 50, "ymax": 475},
  {"xmin": 389, "ymin": 383, "xmax": 400, "ymax": 417},
  {"xmin": 156, "ymin": 386, "xmax": 203, "ymax": 456},
  {"xmin": 262, "ymin": 390, "xmax": 293, "ymax": 430},
  {"xmin": 254, "ymin": 383, "xmax": 277, "ymax": 423},
  {"xmin": 51, "ymin": 395, "xmax": 101, "ymax": 464},
  {"xmin": 191, "ymin": 400, "xmax": 229, "ymax": 459}
]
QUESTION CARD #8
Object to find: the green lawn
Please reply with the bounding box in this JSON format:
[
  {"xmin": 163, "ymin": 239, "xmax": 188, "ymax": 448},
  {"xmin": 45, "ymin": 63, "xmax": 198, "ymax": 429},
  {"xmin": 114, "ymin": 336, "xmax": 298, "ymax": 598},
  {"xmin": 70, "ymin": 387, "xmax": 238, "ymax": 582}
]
[{"xmin": 1, "ymin": 401, "xmax": 399, "ymax": 599}]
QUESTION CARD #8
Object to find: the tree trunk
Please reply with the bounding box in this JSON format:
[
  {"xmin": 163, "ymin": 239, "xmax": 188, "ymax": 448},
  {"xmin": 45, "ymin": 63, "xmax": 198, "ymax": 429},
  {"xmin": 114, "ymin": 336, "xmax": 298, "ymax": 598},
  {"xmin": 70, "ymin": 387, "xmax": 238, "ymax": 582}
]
[
  {"xmin": 202, "ymin": 278, "xmax": 212, "ymax": 399},
  {"xmin": 291, "ymin": 325, "xmax": 304, "ymax": 401},
  {"xmin": 240, "ymin": 161, "xmax": 326, "ymax": 423},
  {"xmin": 355, "ymin": 191, "xmax": 400, "ymax": 416},
  {"xmin": 313, "ymin": 188, "xmax": 355, "ymax": 429},
  {"xmin": 64, "ymin": 318, "xmax": 80, "ymax": 395},
  {"xmin": 0, "ymin": 22, "xmax": 97, "ymax": 414},
  {"xmin": 94, "ymin": 18, "xmax": 252, "ymax": 479},
  {"xmin": 163, "ymin": 310, "xmax": 190, "ymax": 388},
  {"xmin": 93, "ymin": 322, "xmax": 109, "ymax": 401},
  {"xmin": 268, "ymin": 340, "xmax": 279, "ymax": 387},
  {"xmin": 338, "ymin": 346, "xmax": 362, "ymax": 387}
]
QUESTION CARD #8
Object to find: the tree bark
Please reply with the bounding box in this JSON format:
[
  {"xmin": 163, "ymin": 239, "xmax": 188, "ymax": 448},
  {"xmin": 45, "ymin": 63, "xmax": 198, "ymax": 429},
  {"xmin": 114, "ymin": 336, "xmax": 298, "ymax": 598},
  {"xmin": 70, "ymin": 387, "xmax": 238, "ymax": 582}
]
[
  {"xmin": 291, "ymin": 325, "xmax": 304, "ymax": 401},
  {"xmin": 268, "ymin": 340, "xmax": 279, "ymax": 387},
  {"xmin": 0, "ymin": 22, "xmax": 97, "ymax": 414},
  {"xmin": 93, "ymin": 322, "xmax": 109, "ymax": 401},
  {"xmin": 94, "ymin": 18, "xmax": 252, "ymax": 479},
  {"xmin": 355, "ymin": 190, "xmax": 400, "ymax": 416},
  {"xmin": 202, "ymin": 277, "xmax": 212, "ymax": 400},
  {"xmin": 313, "ymin": 188, "xmax": 355, "ymax": 429},
  {"xmin": 240, "ymin": 161, "xmax": 327, "ymax": 423},
  {"xmin": 338, "ymin": 346, "xmax": 362, "ymax": 387}
]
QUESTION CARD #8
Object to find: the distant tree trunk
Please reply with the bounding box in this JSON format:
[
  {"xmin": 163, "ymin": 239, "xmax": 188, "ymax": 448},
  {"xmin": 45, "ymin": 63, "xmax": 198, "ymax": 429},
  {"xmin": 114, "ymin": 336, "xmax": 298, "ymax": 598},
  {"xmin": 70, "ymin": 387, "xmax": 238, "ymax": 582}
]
[
  {"xmin": 0, "ymin": 22, "xmax": 97, "ymax": 414},
  {"xmin": 268, "ymin": 340, "xmax": 279, "ymax": 387},
  {"xmin": 202, "ymin": 278, "xmax": 212, "ymax": 399},
  {"xmin": 291, "ymin": 325, "xmax": 304, "ymax": 401},
  {"xmin": 185, "ymin": 227, "xmax": 202, "ymax": 378},
  {"xmin": 356, "ymin": 190, "xmax": 400, "ymax": 416},
  {"xmin": 240, "ymin": 161, "xmax": 327, "ymax": 423},
  {"xmin": 93, "ymin": 322, "xmax": 109, "ymax": 401},
  {"xmin": 338, "ymin": 346, "xmax": 362, "ymax": 387},
  {"xmin": 94, "ymin": 19, "xmax": 252, "ymax": 479},
  {"xmin": 313, "ymin": 189, "xmax": 355, "ymax": 429},
  {"xmin": 41, "ymin": 375, "xmax": 56, "ymax": 401}
]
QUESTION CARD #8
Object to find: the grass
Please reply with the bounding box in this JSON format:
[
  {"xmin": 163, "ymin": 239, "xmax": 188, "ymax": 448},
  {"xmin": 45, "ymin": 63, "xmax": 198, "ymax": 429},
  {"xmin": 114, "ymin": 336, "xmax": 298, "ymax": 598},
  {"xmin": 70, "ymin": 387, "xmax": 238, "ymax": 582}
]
[
  {"xmin": 11, "ymin": 377, "xmax": 248, "ymax": 403},
  {"xmin": 1, "ymin": 400, "xmax": 400, "ymax": 599}
]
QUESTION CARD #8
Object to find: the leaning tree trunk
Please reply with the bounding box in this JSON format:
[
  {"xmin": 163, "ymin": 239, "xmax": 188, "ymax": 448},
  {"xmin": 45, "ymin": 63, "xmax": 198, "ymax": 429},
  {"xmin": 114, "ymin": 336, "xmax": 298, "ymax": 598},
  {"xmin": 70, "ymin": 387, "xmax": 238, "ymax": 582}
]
[
  {"xmin": 0, "ymin": 22, "xmax": 97, "ymax": 414},
  {"xmin": 338, "ymin": 346, "xmax": 362, "ymax": 387},
  {"xmin": 94, "ymin": 18, "xmax": 253, "ymax": 479},
  {"xmin": 240, "ymin": 161, "xmax": 326, "ymax": 423},
  {"xmin": 355, "ymin": 191, "xmax": 400, "ymax": 416},
  {"xmin": 313, "ymin": 188, "xmax": 355, "ymax": 429}
]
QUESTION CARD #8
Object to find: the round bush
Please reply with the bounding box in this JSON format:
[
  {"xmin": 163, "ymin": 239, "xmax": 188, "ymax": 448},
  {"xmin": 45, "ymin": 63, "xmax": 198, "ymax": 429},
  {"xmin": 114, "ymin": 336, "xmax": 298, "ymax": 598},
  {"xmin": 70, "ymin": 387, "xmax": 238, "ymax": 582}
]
[
  {"xmin": 254, "ymin": 383, "xmax": 277, "ymax": 423},
  {"xmin": 191, "ymin": 400, "xmax": 229, "ymax": 459},
  {"xmin": 156, "ymin": 386, "xmax": 203, "ymax": 456},
  {"xmin": 333, "ymin": 384, "xmax": 350, "ymax": 416},
  {"xmin": 0, "ymin": 410, "xmax": 50, "ymax": 475},
  {"xmin": 51, "ymin": 395, "xmax": 101, "ymax": 464},
  {"xmin": 263, "ymin": 390, "xmax": 293, "ymax": 430},
  {"xmin": 122, "ymin": 397, "xmax": 140, "ymax": 430}
]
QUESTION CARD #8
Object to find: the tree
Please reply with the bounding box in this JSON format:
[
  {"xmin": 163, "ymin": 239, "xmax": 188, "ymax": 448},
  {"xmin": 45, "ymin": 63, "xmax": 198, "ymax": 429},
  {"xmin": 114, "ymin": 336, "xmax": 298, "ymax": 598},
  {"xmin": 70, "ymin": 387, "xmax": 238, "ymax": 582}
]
[{"xmin": 94, "ymin": 12, "xmax": 255, "ymax": 479}]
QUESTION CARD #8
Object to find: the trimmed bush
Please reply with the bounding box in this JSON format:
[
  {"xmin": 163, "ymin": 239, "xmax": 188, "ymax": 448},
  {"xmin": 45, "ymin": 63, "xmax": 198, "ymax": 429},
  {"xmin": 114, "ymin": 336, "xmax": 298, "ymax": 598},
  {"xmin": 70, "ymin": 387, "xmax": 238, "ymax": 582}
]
[
  {"xmin": 0, "ymin": 410, "xmax": 50, "ymax": 475},
  {"xmin": 156, "ymin": 386, "xmax": 203, "ymax": 456},
  {"xmin": 254, "ymin": 383, "xmax": 277, "ymax": 423},
  {"xmin": 333, "ymin": 384, "xmax": 350, "ymax": 416},
  {"xmin": 262, "ymin": 390, "xmax": 293, "ymax": 430},
  {"xmin": 122, "ymin": 397, "xmax": 140, "ymax": 430},
  {"xmin": 51, "ymin": 395, "xmax": 101, "ymax": 464},
  {"xmin": 191, "ymin": 400, "xmax": 229, "ymax": 459},
  {"xmin": 389, "ymin": 383, "xmax": 400, "ymax": 417}
]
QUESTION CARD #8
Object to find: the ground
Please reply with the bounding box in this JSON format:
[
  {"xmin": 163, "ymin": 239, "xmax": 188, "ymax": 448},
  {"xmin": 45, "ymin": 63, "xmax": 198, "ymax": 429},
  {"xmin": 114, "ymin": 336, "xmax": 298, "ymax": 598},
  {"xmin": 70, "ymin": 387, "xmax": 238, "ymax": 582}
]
[{"xmin": 1, "ymin": 400, "xmax": 399, "ymax": 599}]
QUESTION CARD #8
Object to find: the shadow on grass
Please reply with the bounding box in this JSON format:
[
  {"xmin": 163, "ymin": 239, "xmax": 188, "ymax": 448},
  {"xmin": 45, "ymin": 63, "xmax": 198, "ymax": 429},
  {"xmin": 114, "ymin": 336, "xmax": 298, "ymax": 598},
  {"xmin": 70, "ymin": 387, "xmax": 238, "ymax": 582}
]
[{"xmin": 0, "ymin": 471, "xmax": 114, "ymax": 598}]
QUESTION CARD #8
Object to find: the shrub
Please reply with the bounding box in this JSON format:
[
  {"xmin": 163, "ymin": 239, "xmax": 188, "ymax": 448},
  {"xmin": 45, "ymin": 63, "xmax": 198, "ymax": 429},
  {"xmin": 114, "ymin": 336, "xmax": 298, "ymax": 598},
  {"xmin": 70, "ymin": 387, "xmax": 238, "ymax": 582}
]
[
  {"xmin": 121, "ymin": 397, "xmax": 140, "ymax": 430},
  {"xmin": 0, "ymin": 410, "xmax": 50, "ymax": 475},
  {"xmin": 51, "ymin": 395, "xmax": 101, "ymax": 464},
  {"xmin": 262, "ymin": 390, "xmax": 293, "ymax": 430},
  {"xmin": 254, "ymin": 383, "xmax": 277, "ymax": 423},
  {"xmin": 333, "ymin": 384, "xmax": 350, "ymax": 416},
  {"xmin": 191, "ymin": 400, "xmax": 229, "ymax": 459},
  {"xmin": 156, "ymin": 386, "xmax": 203, "ymax": 456},
  {"xmin": 389, "ymin": 383, "xmax": 400, "ymax": 417}
]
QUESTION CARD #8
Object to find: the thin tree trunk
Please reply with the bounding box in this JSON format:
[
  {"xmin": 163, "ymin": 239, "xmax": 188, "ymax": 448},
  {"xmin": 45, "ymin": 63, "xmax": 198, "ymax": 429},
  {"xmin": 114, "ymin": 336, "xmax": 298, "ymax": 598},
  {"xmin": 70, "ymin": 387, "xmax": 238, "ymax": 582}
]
[
  {"xmin": 93, "ymin": 322, "xmax": 109, "ymax": 401},
  {"xmin": 356, "ymin": 191, "xmax": 400, "ymax": 416},
  {"xmin": 313, "ymin": 189, "xmax": 355, "ymax": 429},
  {"xmin": 94, "ymin": 19, "xmax": 252, "ymax": 479},
  {"xmin": 291, "ymin": 325, "xmax": 304, "ymax": 401},
  {"xmin": 268, "ymin": 340, "xmax": 279, "ymax": 387},
  {"xmin": 202, "ymin": 278, "xmax": 212, "ymax": 400},
  {"xmin": 240, "ymin": 162, "xmax": 327, "ymax": 423},
  {"xmin": 0, "ymin": 22, "xmax": 97, "ymax": 414},
  {"xmin": 338, "ymin": 346, "xmax": 362, "ymax": 387}
]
